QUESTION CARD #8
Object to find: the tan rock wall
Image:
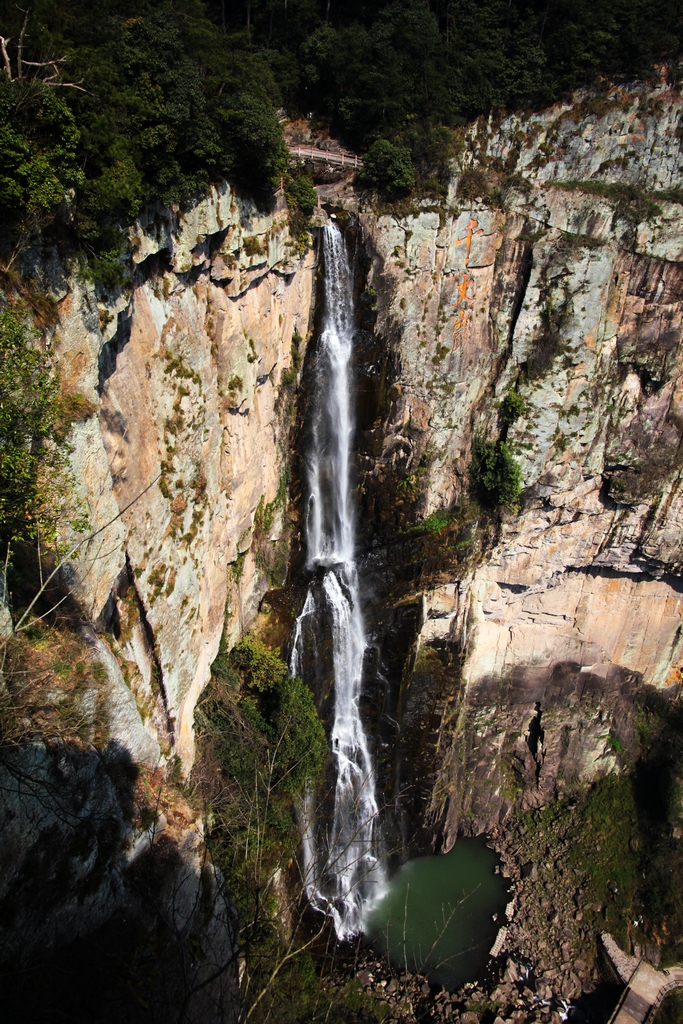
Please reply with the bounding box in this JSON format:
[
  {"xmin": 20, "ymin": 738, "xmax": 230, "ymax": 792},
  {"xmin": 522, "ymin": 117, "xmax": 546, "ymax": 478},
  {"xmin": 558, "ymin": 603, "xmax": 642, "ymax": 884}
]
[
  {"xmin": 327, "ymin": 79, "xmax": 683, "ymax": 840},
  {"xmin": 50, "ymin": 184, "xmax": 316, "ymax": 768},
  {"xmin": 38, "ymin": 81, "xmax": 683, "ymax": 823}
]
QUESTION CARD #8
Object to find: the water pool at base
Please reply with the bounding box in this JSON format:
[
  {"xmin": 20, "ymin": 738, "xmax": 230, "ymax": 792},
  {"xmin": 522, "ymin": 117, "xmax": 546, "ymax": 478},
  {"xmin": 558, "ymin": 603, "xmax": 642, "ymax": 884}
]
[{"xmin": 363, "ymin": 837, "xmax": 509, "ymax": 992}]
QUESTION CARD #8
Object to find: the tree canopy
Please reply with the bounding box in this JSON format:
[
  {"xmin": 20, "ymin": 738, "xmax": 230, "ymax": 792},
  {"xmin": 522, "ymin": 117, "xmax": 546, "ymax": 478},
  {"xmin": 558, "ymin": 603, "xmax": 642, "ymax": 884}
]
[
  {"xmin": 0, "ymin": 1, "xmax": 288, "ymax": 276},
  {"xmin": 0, "ymin": 0, "xmax": 681, "ymax": 251}
]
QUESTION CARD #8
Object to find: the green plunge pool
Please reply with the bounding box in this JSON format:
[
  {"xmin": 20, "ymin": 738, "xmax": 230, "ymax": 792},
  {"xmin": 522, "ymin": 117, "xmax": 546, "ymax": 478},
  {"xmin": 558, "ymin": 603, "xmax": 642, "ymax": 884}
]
[{"xmin": 363, "ymin": 837, "xmax": 509, "ymax": 992}]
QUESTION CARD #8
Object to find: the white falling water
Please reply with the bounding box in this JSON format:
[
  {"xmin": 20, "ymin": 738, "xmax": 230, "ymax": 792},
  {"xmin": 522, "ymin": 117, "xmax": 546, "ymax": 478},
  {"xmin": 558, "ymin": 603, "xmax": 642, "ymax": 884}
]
[
  {"xmin": 305, "ymin": 223, "xmax": 355, "ymax": 568},
  {"xmin": 291, "ymin": 223, "xmax": 385, "ymax": 939}
]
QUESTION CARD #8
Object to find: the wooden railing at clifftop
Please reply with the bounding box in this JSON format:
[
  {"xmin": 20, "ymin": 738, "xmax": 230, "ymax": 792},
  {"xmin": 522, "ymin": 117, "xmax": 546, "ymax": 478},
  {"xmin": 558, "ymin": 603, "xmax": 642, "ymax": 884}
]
[{"xmin": 287, "ymin": 143, "xmax": 362, "ymax": 168}]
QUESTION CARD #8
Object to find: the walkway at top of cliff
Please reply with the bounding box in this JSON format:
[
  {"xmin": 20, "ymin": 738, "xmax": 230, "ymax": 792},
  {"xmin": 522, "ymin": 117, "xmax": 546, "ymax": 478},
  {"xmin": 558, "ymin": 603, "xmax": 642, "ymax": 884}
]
[
  {"xmin": 602, "ymin": 934, "xmax": 683, "ymax": 1024},
  {"xmin": 608, "ymin": 960, "xmax": 683, "ymax": 1024},
  {"xmin": 287, "ymin": 142, "xmax": 363, "ymax": 168}
]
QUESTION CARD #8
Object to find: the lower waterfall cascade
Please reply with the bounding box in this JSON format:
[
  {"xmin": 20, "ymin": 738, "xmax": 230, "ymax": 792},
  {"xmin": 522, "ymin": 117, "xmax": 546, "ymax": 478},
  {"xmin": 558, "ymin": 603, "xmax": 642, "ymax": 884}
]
[{"xmin": 290, "ymin": 222, "xmax": 386, "ymax": 940}]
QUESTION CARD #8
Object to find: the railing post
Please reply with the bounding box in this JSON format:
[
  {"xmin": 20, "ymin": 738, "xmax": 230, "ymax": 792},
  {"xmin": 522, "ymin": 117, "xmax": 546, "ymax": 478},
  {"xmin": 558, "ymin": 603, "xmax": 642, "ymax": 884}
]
[{"xmin": 341, "ymin": 152, "xmax": 345, "ymax": 167}]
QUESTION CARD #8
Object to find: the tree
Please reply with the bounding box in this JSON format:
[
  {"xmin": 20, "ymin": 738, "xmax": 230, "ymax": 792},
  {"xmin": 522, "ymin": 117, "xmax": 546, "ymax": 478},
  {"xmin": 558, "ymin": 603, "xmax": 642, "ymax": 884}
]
[
  {"xmin": 192, "ymin": 634, "xmax": 344, "ymax": 1022},
  {"xmin": 0, "ymin": 77, "xmax": 83, "ymax": 257},
  {"xmin": 284, "ymin": 172, "xmax": 317, "ymax": 213},
  {"xmin": 470, "ymin": 434, "xmax": 523, "ymax": 508},
  {"xmin": 361, "ymin": 139, "xmax": 414, "ymax": 194},
  {"xmin": 220, "ymin": 93, "xmax": 289, "ymax": 196}
]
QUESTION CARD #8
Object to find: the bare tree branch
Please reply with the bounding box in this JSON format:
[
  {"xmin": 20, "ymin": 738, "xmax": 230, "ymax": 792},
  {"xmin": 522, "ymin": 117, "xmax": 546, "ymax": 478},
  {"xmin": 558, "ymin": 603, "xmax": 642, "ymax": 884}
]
[
  {"xmin": 14, "ymin": 471, "xmax": 161, "ymax": 634},
  {"xmin": 0, "ymin": 36, "xmax": 12, "ymax": 80},
  {"xmin": 16, "ymin": 7, "xmax": 29, "ymax": 80},
  {"xmin": 44, "ymin": 80, "xmax": 87, "ymax": 91},
  {"xmin": 1, "ymin": 12, "xmax": 89, "ymax": 92},
  {"xmin": 21, "ymin": 57, "xmax": 68, "ymax": 67}
]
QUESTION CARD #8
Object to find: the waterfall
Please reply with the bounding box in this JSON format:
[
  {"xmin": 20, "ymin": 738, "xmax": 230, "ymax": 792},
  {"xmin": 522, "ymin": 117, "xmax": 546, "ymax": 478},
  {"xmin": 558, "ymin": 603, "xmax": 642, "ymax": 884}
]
[{"xmin": 291, "ymin": 223, "xmax": 385, "ymax": 940}]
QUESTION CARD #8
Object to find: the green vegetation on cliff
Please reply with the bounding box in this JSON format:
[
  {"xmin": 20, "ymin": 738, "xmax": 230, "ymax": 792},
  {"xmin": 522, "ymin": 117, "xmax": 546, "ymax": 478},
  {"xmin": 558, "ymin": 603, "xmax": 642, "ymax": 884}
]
[
  {"xmin": 470, "ymin": 434, "xmax": 523, "ymax": 508},
  {"xmin": 194, "ymin": 631, "xmax": 328, "ymax": 1020},
  {"xmin": 0, "ymin": 310, "xmax": 87, "ymax": 550},
  {"xmin": 191, "ymin": 640, "xmax": 380, "ymax": 1024},
  {"xmin": 2, "ymin": 0, "xmax": 682, "ymax": 259},
  {"xmin": 0, "ymin": 1, "xmax": 288, "ymax": 280},
  {"xmin": 205, "ymin": 632, "xmax": 326, "ymax": 798},
  {"xmin": 511, "ymin": 691, "xmax": 683, "ymax": 965}
]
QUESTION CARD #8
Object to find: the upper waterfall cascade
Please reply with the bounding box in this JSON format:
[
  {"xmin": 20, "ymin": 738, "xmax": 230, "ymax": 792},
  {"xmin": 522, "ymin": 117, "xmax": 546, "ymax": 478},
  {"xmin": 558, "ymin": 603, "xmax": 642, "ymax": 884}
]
[{"xmin": 290, "ymin": 223, "xmax": 385, "ymax": 939}]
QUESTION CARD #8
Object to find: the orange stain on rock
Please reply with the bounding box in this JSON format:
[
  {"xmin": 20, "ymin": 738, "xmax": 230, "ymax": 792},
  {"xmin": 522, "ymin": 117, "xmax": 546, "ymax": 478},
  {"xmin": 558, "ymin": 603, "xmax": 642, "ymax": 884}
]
[
  {"xmin": 454, "ymin": 272, "xmax": 473, "ymax": 307},
  {"xmin": 455, "ymin": 218, "xmax": 484, "ymax": 266},
  {"xmin": 451, "ymin": 308, "xmax": 470, "ymax": 351}
]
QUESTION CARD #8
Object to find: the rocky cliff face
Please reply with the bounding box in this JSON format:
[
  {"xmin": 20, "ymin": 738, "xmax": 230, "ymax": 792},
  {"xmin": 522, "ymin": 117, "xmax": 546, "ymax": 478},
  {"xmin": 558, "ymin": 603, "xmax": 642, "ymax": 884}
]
[
  {"xmin": 6, "ymin": 76, "xmax": 683, "ymax": 1009},
  {"xmin": 52, "ymin": 182, "xmax": 315, "ymax": 769},
  {"xmin": 0, "ymin": 183, "xmax": 316, "ymax": 998},
  {"xmin": 42, "ymin": 82, "xmax": 683, "ymax": 839},
  {"xmin": 316, "ymin": 79, "xmax": 683, "ymax": 849}
]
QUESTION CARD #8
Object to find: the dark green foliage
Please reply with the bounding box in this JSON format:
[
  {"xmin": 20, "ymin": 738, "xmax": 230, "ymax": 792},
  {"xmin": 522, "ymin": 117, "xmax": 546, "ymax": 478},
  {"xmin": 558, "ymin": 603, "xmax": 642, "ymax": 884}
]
[
  {"xmin": 230, "ymin": 634, "xmax": 288, "ymax": 692},
  {"xmin": 520, "ymin": 774, "xmax": 641, "ymax": 949},
  {"xmin": 0, "ymin": 79, "xmax": 83, "ymax": 232},
  {"xmin": 283, "ymin": 169, "xmax": 316, "ymax": 245},
  {"xmin": 220, "ymin": 93, "xmax": 288, "ymax": 195},
  {"xmin": 284, "ymin": 172, "xmax": 318, "ymax": 213},
  {"xmin": 227, "ymin": 0, "xmax": 681, "ymax": 192},
  {"xmin": 519, "ymin": 695, "xmax": 683, "ymax": 961},
  {"xmin": 569, "ymin": 774, "xmax": 640, "ymax": 932},
  {"xmin": 0, "ymin": 310, "xmax": 85, "ymax": 547},
  {"xmin": 499, "ymin": 389, "xmax": 527, "ymax": 426},
  {"xmin": 635, "ymin": 694, "xmax": 683, "ymax": 965},
  {"xmin": 272, "ymin": 673, "xmax": 328, "ymax": 795},
  {"xmin": 211, "ymin": 633, "xmax": 327, "ymax": 795},
  {"xmin": 0, "ymin": 1, "xmax": 287, "ymax": 271},
  {"xmin": 361, "ymin": 139, "xmax": 415, "ymax": 195},
  {"xmin": 641, "ymin": 837, "xmax": 683, "ymax": 963},
  {"xmin": 3, "ymin": 0, "xmax": 683, "ymax": 238},
  {"xmin": 470, "ymin": 434, "xmax": 523, "ymax": 508},
  {"xmin": 195, "ymin": 634, "xmax": 327, "ymax": 1020}
]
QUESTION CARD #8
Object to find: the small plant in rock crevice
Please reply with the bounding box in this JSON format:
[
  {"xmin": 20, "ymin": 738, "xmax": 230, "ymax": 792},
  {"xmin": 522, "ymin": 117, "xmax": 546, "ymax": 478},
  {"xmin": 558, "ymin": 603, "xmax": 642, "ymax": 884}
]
[
  {"xmin": 242, "ymin": 235, "xmax": 266, "ymax": 258},
  {"xmin": 229, "ymin": 549, "xmax": 247, "ymax": 584},
  {"xmin": 552, "ymin": 179, "xmax": 668, "ymax": 224},
  {"xmin": 252, "ymin": 472, "xmax": 290, "ymax": 587},
  {"xmin": 499, "ymin": 388, "xmax": 526, "ymax": 428}
]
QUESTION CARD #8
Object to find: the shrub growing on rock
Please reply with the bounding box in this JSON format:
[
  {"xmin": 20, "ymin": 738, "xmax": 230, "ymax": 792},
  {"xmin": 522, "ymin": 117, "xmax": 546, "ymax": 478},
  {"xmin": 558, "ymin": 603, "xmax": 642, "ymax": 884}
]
[
  {"xmin": 499, "ymin": 388, "xmax": 526, "ymax": 426},
  {"xmin": 470, "ymin": 434, "xmax": 523, "ymax": 508},
  {"xmin": 361, "ymin": 139, "xmax": 415, "ymax": 195},
  {"xmin": 284, "ymin": 172, "xmax": 318, "ymax": 213},
  {"xmin": 228, "ymin": 633, "xmax": 327, "ymax": 792},
  {"xmin": 0, "ymin": 310, "xmax": 86, "ymax": 549}
]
